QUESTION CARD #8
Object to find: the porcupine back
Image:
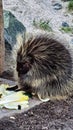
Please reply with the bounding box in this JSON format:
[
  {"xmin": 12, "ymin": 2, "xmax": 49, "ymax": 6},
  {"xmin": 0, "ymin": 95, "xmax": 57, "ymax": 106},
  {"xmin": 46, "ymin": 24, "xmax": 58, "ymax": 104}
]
[{"xmin": 13, "ymin": 34, "xmax": 73, "ymax": 100}]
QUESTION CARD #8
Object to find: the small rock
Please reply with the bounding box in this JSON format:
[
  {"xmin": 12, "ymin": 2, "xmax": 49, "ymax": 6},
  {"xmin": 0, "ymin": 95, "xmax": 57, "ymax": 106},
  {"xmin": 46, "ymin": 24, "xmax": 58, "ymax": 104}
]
[
  {"xmin": 3, "ymin": 10, "xmax": 26, "ymax": 50},
  {"xmin": 53, "ymin": 3, "xmax": 62, "ymax": 10},
  {"xmin": 70, "ymin": 39, "xmax": 73, "ymax": 44},
  {"xmin": 64, "ymin": 13, "xmax": 69, "ymax": 17},
  {"xmin": 62, "ymin": 22, "xmax": 69, "ymax": 27}
]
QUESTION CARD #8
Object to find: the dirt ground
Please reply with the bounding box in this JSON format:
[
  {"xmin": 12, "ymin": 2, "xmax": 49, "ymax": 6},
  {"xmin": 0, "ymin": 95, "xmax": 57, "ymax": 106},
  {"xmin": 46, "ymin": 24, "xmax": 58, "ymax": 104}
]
[{"xmin": 0, "ymin": 97, "xmax": 73, "ymax": 130}]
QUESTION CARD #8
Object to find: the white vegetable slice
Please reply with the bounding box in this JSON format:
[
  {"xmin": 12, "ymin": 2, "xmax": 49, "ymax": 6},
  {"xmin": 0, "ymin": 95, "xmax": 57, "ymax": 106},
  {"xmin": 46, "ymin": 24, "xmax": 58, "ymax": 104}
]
[
  {"xmin": 0, "ymin": 91, "xmax": 29, "ymax": 105},
  {"xmin": 4, "ymin": 101, "xmax": 29, "ymax": 110},
  {"xmin": 0, "ymin": 84, "xmax": 14, "ymax": 96},
  {"xmin": 0, "ymin": 84, "xmax": 29, "ymax": 110}
]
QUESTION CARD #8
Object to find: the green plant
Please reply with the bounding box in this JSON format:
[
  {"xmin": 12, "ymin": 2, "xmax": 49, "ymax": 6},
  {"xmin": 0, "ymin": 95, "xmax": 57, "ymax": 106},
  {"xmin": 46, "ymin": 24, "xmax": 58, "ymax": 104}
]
[
  {"xmin": 33, "ymin": 19, "xmax": 52, "ymax": 32},
  {"xmin": 60, "ymin": 26, "xmax": 73, "ymax": 33},
  {"xmin": 68, "ymin": 0, "xmax": 73, "ymax": 11}
]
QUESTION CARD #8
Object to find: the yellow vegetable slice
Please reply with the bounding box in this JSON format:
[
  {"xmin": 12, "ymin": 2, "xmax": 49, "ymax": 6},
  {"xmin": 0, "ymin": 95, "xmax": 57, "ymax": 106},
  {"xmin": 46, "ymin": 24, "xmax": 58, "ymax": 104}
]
[
  {"xmin": 0, "ymin": 91, "xmax": 29, "ymax": 104},
  {"xmin": 0, "ymin": 84, "xmax": 29, "ymax": 109}
]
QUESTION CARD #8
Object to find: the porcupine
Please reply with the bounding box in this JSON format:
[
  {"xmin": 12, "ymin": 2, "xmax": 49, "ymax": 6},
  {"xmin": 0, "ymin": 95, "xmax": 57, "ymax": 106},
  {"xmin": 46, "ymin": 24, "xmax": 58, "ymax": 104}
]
[{"xmin": 12, "ymin": 33, "xmax": 73, "ymax": 101}]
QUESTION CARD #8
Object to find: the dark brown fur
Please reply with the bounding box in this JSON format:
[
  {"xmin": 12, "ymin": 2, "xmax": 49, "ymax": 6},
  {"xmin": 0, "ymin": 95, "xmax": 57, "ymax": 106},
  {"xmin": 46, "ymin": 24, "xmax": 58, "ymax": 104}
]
[{"xmin": 14, "ymin": 35, "xmax": 73, "ymax": 101}]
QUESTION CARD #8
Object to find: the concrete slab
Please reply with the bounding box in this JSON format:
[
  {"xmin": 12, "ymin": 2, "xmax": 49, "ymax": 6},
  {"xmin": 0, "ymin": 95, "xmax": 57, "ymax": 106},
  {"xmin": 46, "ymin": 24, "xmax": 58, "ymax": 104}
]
[
  {"xmin": 0, "ymin": 78, "xmax": 42, "ymax": 119},
  {"xmin": 0, "ymin": 78, "xmax": 16, "ymax": 86}
]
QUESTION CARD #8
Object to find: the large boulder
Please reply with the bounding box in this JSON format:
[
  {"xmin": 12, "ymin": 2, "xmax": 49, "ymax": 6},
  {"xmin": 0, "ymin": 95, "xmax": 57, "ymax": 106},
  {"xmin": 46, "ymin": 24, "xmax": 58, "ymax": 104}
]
[{"xmin": 3, "ymin": 10, "xmax": 26, "ymax": 50}]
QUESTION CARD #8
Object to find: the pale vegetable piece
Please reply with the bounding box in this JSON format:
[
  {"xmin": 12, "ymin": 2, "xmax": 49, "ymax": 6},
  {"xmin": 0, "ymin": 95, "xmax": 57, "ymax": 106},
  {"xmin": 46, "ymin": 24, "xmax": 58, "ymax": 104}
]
[
  {"xmin": 0, "ymin": 84, "xmax": 29, "ymax": 110},
  {"xmin": 0, "ymin": 84, "xmax": 9, "ymax": 94},
  {"xmin": 4, "ymin": 101, "xmax": 29, "ymax": 110},
  {"xmin": 10, "ymin": 116, "xmax": 16, "ymax": 120},
  {"xmin": 0, "ymin": 84, "xmax": 9, "ymax": 89},
  {"xmin": 0, "ymin": 84, "xmax": 14, "ymax": 97},
  {"xmin": 0, "ymin": 91, "xmax": 29, "ymax": 104},
  {"xmin": 38, "ymin": 93, "xmax": 50, "ymax": 102}
]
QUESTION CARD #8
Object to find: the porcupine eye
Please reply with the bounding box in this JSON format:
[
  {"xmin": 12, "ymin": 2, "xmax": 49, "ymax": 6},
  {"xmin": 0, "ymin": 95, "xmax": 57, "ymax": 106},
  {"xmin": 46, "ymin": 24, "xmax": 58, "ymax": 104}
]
[{"xmin": 17, "ymin": 54, "xmax": 34, "ymax": 76}]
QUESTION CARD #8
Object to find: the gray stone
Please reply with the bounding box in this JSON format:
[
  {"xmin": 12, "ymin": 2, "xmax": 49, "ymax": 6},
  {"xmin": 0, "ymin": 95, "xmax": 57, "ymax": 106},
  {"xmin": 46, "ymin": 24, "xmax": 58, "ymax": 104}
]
[
  {"xmin": 3, "ymin": 10, "xmax": 26, "ymax": 49},
  {"xmin": 53, "ymin": 3, "xmax": 62, "ymax": 10},
  {"xmin": 62, "ymin": 22, "xmax": 69, "ymax": 27},
  {"xmin": 70, "ymin": 38, "xmax": 73, "ymax": 44}
]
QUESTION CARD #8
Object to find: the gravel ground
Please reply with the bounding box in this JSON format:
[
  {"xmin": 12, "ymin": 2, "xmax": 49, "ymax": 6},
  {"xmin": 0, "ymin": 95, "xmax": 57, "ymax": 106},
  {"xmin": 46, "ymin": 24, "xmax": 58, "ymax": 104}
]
[
  {"xmin": 0, "ymin": 97, "xmax": 73, "ymax": 130},
  {"xmin": 3, "ymin": 0, "xmax": 73, "ymax": 42}
]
